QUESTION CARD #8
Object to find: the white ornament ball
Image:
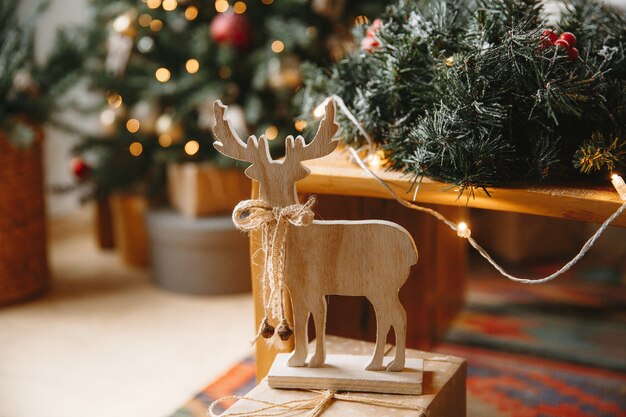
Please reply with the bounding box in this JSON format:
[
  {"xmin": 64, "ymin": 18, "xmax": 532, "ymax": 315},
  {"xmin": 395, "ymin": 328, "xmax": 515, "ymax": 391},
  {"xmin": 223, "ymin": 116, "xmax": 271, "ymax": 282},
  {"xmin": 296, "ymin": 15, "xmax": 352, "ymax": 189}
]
[{"xmin": 137, "ymin": 36, "xmax": 154, "ymax": 53}]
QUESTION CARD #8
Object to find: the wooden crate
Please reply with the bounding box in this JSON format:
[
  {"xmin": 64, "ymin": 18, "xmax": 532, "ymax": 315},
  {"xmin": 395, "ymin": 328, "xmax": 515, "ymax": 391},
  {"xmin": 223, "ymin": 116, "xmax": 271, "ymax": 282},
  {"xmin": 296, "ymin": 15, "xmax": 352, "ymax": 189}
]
[
  {"xmin": 167, "ymin": 162, "xmax": 250, "ymax": 218},
  {"xmin": 110, "ymin": 193, "xmax": 149, "ymax": 267}
]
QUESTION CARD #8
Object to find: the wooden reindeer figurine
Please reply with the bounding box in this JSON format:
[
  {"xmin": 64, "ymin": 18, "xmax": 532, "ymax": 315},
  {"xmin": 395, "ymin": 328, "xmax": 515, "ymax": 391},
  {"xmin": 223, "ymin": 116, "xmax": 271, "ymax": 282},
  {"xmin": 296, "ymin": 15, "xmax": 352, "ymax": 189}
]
[{"xmin": 212, "ymin": 99, "xmax": 418, "ymax": 372}]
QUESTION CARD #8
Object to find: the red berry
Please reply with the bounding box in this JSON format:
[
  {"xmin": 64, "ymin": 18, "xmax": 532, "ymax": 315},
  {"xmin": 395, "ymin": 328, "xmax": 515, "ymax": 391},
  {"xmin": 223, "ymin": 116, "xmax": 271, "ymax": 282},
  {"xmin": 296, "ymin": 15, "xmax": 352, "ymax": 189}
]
[
  {"xmin": 541, "ymin": 29, "xmax": 557, "ymax": 47},
  {"xmin": 70, "ymin": 157, "xmax": 90, "ymax": 180},
  {"xmin": 554, "ymin": 39, "xmax": 570, "ymax": 49},
  {"xmin": 210, "ymin": 12, "xmax": 252, "ymax": 50},
  {"xmin": 366, "ymin": 18, "xmax": 383, "ymax": 37},
  {"xmin": 361, "ymin": 36, "xmax": 380, "ymax": 53},
  {"xmin": 568, "ymin": 47, "xmax": 579, "ymax": 61},
  {"xmin": 559, "ymin": 32, "xmax": 577, "ymax": 47}
]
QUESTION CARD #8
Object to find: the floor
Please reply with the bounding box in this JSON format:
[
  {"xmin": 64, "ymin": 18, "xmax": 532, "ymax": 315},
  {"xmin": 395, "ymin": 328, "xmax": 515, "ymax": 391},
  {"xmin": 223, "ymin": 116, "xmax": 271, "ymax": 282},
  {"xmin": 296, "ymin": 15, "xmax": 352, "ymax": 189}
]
[{"xmin": 0, "ymin": 207, "xmax": 254, "ymax": 417}]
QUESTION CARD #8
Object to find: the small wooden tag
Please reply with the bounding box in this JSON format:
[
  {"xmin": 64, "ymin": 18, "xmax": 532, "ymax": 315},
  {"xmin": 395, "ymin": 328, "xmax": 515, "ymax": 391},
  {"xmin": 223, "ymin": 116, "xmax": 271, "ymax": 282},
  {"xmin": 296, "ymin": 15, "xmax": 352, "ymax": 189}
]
[{"xmin": 267, "ymin": 353, "xmax": 423, "ymax": 395}]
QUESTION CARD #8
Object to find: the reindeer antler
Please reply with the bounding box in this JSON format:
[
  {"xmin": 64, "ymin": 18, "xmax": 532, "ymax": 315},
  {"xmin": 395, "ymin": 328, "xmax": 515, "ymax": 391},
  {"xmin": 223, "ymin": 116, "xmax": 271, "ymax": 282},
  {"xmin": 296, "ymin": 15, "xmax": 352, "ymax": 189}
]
[
  {"xmin": 286, "ymin": 98, "xmax": 339, "ymax": 164},
  {"xmin": 213, "ymin": 100, "xmax": 260, "ymax": 163}
]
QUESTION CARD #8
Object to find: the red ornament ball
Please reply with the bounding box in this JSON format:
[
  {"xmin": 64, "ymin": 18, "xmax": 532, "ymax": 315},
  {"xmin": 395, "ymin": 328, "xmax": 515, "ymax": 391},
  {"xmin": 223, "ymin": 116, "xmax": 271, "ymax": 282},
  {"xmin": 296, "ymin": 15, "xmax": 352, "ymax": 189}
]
[
  {"xmin": 210, "ymin": 12, "xmax": 252, "ymax": 50},
  {"xmin": 554, "ymin": 38, "xmax": 570, "ymax": 49},
  {"xmin": 70, "ymin": 157, "xmax": 90, "ymax": 180},
  {"xmin": 366, "ymin": 18, "xmax": 383, "ymax": 38},
  {"xmin": 568, "ymin": 47, "xmax": 579, "ymax": 61},
  {"xmin": 361, "ymin": 36, "xmax": 380, "ymax": 53},
  {"xmin": 559, "ymin": 32, "xmax": 577, "ymax": 47},
  {"xmin": 541, "ymin": 29, "xmax": 557, "ymax": 47}
]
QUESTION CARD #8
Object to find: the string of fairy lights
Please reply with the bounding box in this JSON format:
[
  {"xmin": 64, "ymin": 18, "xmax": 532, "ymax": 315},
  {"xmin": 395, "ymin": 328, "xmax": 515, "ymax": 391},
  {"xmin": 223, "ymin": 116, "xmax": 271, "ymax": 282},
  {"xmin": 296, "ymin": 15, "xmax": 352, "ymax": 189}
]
[
  {"xmin": 99, "ymin": 0, "xmax": 297, "ymax": 160},
  {"xmin": 311, "ymin": 95, "xmax": 626, "ymax": 285}
]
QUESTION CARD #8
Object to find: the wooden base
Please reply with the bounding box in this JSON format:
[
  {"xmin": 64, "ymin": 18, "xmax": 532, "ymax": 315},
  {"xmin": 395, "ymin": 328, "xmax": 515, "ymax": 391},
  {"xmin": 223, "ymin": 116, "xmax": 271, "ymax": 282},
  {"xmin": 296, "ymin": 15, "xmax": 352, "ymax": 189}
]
[
  {"xmin": 224, "ymin": 336, "xmax": 466, "ymax": 417},
  {"xmin": 268, "ymin": 353, "xmax": 423, "ymax": 395}
]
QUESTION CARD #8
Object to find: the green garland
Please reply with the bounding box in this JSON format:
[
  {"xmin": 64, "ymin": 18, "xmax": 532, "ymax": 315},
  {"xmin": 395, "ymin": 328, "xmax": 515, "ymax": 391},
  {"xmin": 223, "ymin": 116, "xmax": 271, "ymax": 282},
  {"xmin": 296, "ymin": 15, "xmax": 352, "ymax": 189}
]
[{"xmin": 299, "ymin": 0, "xmax": 626, "ymax": 193}]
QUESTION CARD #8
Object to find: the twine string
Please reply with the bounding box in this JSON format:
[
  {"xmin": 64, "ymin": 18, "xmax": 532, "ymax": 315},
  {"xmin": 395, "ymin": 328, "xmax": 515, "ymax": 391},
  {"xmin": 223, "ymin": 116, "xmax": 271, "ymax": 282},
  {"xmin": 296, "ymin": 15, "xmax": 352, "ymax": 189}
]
[
  {"xmin": 336, "ymin": 108, "xmax": 626, "ymax": 285},
  {"xmin": 207, "ymin": 389, "xmax": 428, "ymax": 417},
  {"xmin": 232, "ymin": 197, "xmax": 317, "ymax": 341}
]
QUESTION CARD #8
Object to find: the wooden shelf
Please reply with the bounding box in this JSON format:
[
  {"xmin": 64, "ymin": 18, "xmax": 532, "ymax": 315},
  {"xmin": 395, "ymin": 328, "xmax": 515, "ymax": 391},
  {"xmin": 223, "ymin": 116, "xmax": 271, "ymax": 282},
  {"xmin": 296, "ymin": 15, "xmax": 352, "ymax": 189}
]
[{"xmin": 299, "ymin": 151, "xmax": 626, "ymax": 228}]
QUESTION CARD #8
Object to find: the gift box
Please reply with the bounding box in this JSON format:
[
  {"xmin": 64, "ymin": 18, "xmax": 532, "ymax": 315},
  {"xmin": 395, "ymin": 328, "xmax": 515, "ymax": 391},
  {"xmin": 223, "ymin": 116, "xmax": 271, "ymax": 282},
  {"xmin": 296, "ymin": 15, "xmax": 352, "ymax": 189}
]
[
  {"xmin": 217, "ymin": 336, "xmax": 466, "ymax": 417},
  {"xmin": 167, "ymin": 163, "xmax": 250, "ymax": 218}
]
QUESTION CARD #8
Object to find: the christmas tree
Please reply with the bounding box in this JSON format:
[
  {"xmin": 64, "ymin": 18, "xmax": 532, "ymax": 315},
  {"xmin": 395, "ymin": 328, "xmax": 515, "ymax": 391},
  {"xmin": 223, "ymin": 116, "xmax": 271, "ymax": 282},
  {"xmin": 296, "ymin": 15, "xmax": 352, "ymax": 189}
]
[
  {"xmin": 70, "ymin": 0, "xmax": 387, "ymax": 196},
  {"xmin": 0, "ymin": 0, "xmax": 83, "ymax": 147},
  {"xmin": 299, "ymin": 0, "xmax": 626, "ymax": 194}
]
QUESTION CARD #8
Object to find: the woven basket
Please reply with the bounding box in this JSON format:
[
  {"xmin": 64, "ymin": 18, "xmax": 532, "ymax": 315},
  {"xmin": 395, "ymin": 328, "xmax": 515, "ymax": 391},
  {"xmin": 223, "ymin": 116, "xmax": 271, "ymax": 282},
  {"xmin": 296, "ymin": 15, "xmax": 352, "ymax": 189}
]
[{"xmin": 0, "ymin": 126, "xmax": 49, "ymax": 306}]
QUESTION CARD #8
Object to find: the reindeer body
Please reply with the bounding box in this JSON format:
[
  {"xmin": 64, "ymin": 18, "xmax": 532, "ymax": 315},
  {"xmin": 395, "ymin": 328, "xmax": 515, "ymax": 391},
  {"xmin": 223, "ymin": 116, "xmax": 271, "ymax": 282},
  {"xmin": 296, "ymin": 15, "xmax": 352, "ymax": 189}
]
[
  {"xmin": 284, "ymin": 220, "xmax": 416, "ymax": 371},
  {"xmin": 212, "ymin": 98, "xmax": 418, "ymax": 371},
  {"xmin": 285, "ymin": 220, "xmax": 416, "ymax": 297}
]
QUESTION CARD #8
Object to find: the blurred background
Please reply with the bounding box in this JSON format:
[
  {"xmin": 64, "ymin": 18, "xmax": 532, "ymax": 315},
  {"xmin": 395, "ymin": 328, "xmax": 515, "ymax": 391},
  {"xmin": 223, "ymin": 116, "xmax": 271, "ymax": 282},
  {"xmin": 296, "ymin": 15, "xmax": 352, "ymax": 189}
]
[{"xmin": 1, "ymin": 1, "xmax": 625, "ymax": 417}]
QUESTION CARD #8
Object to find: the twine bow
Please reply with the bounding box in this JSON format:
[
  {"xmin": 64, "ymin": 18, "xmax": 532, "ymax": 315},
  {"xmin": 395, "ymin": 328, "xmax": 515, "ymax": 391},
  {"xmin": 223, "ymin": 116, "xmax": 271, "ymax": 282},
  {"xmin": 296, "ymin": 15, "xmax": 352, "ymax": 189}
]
[
  {"xmin": 208, "ymin": 389, "xmax": 428, "ymax": 417},
  {"xmin": 232, "ymin": 196, "xmax": 317, "ymax": 342}
]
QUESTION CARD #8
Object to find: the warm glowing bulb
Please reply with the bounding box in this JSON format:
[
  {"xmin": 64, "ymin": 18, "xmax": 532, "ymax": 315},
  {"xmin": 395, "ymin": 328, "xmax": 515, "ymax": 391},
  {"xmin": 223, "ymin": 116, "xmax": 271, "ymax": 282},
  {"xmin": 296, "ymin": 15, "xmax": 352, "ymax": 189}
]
[
  {"xmin": 271, "ymin": 40, "xmax": 285, "ymax": 53},
  {"xmin": 107, "ymin": 92, "xmax": 123, "ymax": 108},
  {"xmin": 155, "ymin": 67, "xmax": 171, "ymax": 82},
  {"xmin": 313, "ymin": 98, "xmax": 330, "ymax": 118},
  {"xmin": 149, "ymin": 19, "xmax": 163, "ymax": 31},
  {"xmin": 265, "ymin": 126, "xmax": 278, "ymax": 140},
  {"xmin": 368, "ymin": 154, "xmax": 382, "ymax": 169},
  {"xmin": 215, "ymin": 0, "xmax": 229, "ymax": 12},
  {"xmin": 611, "ymin": 173, "xmax": 626, "ymax": 201},
  {"xmin": 457, "ymin": 222, "xmax": 471, "ymax": 238},
  {"xmin": 158, "ymin": 134, "xmax": 173, "ymax": 147},
  {"xmin": 185, "ymin": 59, "xmax": 200, "ymax": 74},
  {"xmin": 126, "ymin": 119, "xmax": 140, "ymax": 133},
  {"xmin": 129, "ymin": 142, "xmax": 143, "ymax": 156},
  {"xmin": 138, "ymin": 14, "xmax": 152, "ymax": 27},
  {"xmin": 233, "ymin": 1, "xmax": 246, "ymax": 13},
  {"xmin": 185, "ymin": 6, "xmax": 198, "ymax": 20},
  {"xmin": 162, "ymin": 0, "xmax": 177, "ymax": 11},
  {"xmin": 184, "ymin": 140, "xmax": 200, "ymax": 155},
  {"xmin": 146, "ymin": 0, "xmax": 161, "ymax": 9},
  {"xmin": 294, "ymin": 120, "xmax": 307, "ymax": 132}
]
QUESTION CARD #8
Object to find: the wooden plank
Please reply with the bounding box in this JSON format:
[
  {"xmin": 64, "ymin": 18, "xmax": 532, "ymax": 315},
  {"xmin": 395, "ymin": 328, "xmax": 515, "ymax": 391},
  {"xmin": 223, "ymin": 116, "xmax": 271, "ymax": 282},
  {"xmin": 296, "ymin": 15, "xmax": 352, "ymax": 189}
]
[
  {"xmin": 268, "ymin": 353, "xmax": 424, "ymax": 395},
  {"xmin": 299, "ymin": 150, "xmax": 626, "ymax": 227}
]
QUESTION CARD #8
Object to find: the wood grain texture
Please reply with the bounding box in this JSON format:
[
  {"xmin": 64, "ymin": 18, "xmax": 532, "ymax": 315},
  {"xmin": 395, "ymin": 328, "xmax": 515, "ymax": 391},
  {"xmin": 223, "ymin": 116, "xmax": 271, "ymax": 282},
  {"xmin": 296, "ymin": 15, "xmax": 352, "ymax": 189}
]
[
  {"xmin": 250, "ymin": 181, "xmax": 294, "ymax": 381},
  {"xmin": 213, "ymin": 99, "xmax": 419, "ymax": 372},
  {"xmin": 299, "ymin": 150, "xmax": 626, "ymax": 228},
  {"xmin": 223, "ymin": 336, "xmax": 466, "ymax": 417},
  {"xmin": 167, "ymin": 163, "xmax": 250, "ymax": 218},
  {"xmin": 268, "ymin": 353, "xmax": 424, "ymax": 395}
]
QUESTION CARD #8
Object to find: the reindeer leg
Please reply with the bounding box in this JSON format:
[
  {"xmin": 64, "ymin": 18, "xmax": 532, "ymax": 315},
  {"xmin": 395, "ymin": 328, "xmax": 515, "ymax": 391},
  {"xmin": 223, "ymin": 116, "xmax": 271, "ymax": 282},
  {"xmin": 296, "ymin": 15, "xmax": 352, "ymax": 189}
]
[
  {"xmin": 366, "ymin": 300, "xmax": 390, "ymax": 371},
  {"xmin": 288, "ymin": 302, "xmax": 309, "ymax": 367},
  {"xmin": 386, "ymin": 296, "xmax": 407, "ymax": 372},
  {"xmin": 308, "ymin": 296, "xmax": 327, "ymax": 368}
]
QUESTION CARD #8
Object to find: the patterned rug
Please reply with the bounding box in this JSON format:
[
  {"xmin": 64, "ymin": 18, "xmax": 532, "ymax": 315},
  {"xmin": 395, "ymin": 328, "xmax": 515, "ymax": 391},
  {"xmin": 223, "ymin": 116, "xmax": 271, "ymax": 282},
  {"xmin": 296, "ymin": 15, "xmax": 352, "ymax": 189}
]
[
  {"xmin": 171, "ymin": 262, "xmax": 626, "ymax": 417},
  {"xmin": 445, "ymin": 263, "xmax": 626, "ymax": 373}
]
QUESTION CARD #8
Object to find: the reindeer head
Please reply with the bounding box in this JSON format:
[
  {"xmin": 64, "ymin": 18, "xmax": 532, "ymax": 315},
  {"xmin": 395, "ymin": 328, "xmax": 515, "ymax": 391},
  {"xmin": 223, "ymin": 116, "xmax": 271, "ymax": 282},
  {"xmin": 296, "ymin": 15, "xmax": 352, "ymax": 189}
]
[{"xmin": 212, "ymin": 99, "xmax": 339, "ymax": 207}]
